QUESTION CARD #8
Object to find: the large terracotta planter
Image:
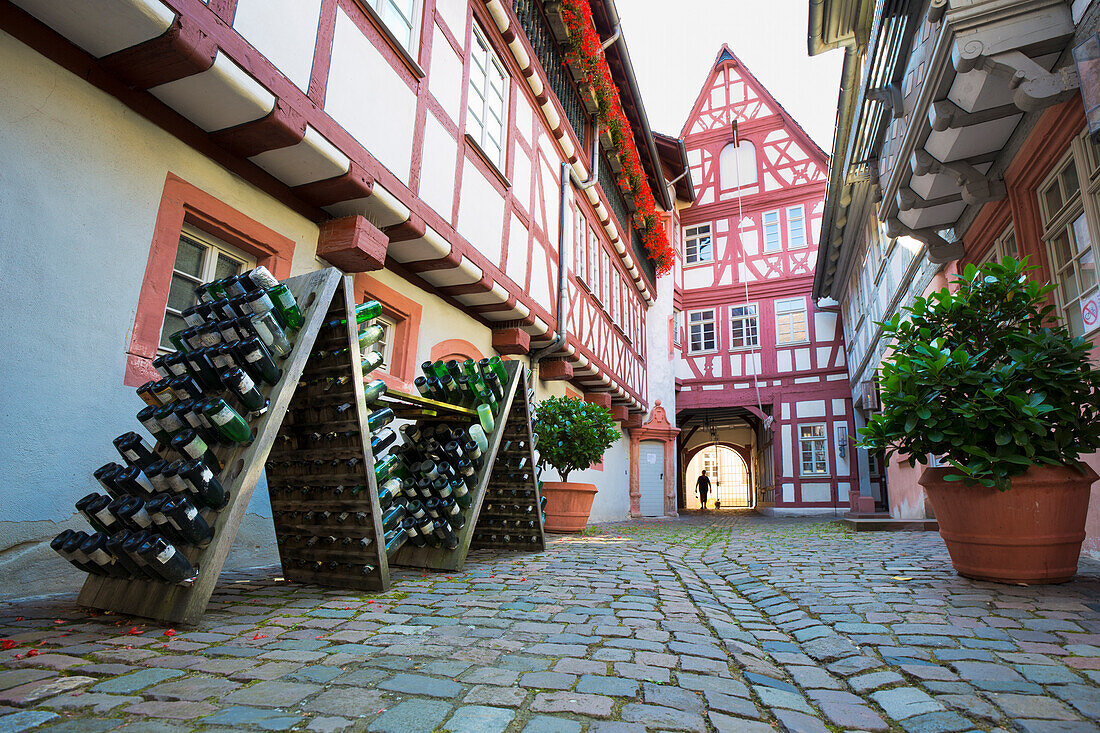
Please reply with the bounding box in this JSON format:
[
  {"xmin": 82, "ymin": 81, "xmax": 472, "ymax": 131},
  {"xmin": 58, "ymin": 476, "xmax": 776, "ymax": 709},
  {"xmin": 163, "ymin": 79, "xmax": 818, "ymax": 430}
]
[
  {"xmin": 919, "ymin": 464, "xmax": 1098, "ymax": 584},
  {"xmin": 540, "ymin": 481, "xmax": 597, "ymax": 533}
]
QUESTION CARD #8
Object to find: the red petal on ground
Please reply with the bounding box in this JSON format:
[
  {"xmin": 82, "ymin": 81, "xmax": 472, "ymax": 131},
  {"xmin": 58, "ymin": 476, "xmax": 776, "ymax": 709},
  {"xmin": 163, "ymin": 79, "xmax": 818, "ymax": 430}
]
[
  {"xmin": 126, "ymin": 627, "xmax": 142, "ymax": 635},
  {"xmin": 253, "ymin": 633, "xmax": 267, "ymax": 640},
  {"xmin": 1, "ymin": 640, "xmax": 16, "ymax": 650},
  {"xmin": 164, "ymin": 629, "xmax": 177, "ymax": 637},
  {"xmin": 26, "ymin": 649, "xmax": 38, "ymax": 657}
]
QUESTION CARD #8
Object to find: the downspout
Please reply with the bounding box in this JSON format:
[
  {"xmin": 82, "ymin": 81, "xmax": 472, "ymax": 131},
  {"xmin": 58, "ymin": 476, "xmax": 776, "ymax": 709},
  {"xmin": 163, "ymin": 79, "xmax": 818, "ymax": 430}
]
[{"xmin": 529, "ymin": 123, "xmax": 602, "ymax": 384}]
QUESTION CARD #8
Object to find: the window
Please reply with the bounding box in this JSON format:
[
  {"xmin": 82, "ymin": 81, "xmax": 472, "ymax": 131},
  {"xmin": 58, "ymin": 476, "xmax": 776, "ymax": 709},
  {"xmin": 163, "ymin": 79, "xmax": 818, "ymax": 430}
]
[
  {"xmin": 799, "ymin": 424, "xmax": 828, "ymax": 476},
  {"xmin": 588, "ymin": 225, "xmax": 599, "ymax": 292},
  {"xmin": 719, "ymin": 141, "xmax": 757, "ymax": 188},
  {"xmin": 673, "ymin": 309, "xmax": 683, "ymax": 347},
  {"xmin": 787, "ymin": 205, "xmax": 807, "ymax": 249},
  {"xmin": 729, "ymin": 304, "xmax": 759, "ymax": 349},
  {"xmin": 763, "ymin": 210, "xmax": 781, "ymax": 252},
  {"xmin": 367, "ymin": 0, "xmax": 420, "ymax": 53},
  {"xmin": 688, "ymin": 309, "xmax": 716, "ymax": 353},
  {"xmin": 775, "ymin": 297, "xmax": 808, "ymax": 344},
  {"xmin": 1040, "ymin": 145, "xmax": 1099, "ymax": 337},
  {"xmin": 600, "ymin": 249, "xmax": 610, "ymax": 306},
  {"xmin": 684, "ymin": 223, "xmax": 713, "ymax": 264},
  {"xmin": 159, "ymin": 227, "xmax": 253, "ymax": 351},
  {"xmin": 573, "ymin": 206, "xmax": 586, "ymax": 280},
  {"xmin": 981, "ymin": 225, "xmax": 1018, "ymax": 265},
  {"xmin": 369, "ymin": 315, "xmax": 397, "ymax": 371},
  {"xmin": 467, "ymin": 24, "xmax": 508, "ymax": 168}
]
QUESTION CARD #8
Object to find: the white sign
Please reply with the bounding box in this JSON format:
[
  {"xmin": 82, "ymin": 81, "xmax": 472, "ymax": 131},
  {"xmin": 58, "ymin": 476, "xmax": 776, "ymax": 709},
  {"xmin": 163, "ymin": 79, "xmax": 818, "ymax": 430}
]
[{"xmin": 1083, "ymin": 291, "xmax": 1100, "ymax": 334}]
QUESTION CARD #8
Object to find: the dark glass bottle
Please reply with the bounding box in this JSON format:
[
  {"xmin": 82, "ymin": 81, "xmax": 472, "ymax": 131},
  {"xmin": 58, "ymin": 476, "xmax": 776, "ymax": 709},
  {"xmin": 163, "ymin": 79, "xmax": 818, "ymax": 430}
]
[
  {"xmin": 238, "ymin": 337, "xmax": 281, "ymax": 385},
  {"xmin": 163, "ymin": 496, "xmax": 214, "ymax": 545},
  {"xmin": 170, "ymin": 429, "xmax": 222, "ymax": 473},
  {"xmin": 114, "ymin": 466, "xmax": 154, "ymax": 499},
  {"xmin": 178, "ymin": 458, "xmax": 228, "ymax": 508},
  {"xmin": 79, "ymin": 532, "xmax": 129, "ymax": 578},
  {"xmin": 221, "ymin": 367, "xmax": 268, "ymax": 414},
  {"xmin": 93, "ymin": 463, "xmax": 125, "ymax": 499},
  {"xmin": 366, "ymin": 407, "xmax": 395, "ymax": 433},
  {"xmin": 384, "ymin": 527, "xmax": 409, "ymax": 557},
  {"xmin": 402, "ymin": 517, "xmax": 427, "ymax": 547},
  {"xmin": 371, "ymin": 427, "xmax": 397, "ymax": 455},
  {"xmin": 76, "ymin": 492, "xmax": 110, "ymax": 533},
  {"xmin": 433, "ymin": 518, "xmax": 459, "ymax": 550},
  {"xmin": 114, "ymin": 432, "xmax": 161, "ymax": 470},
  {"xmin": 138, "ymin": 536, "xmax": 197, "ymax": 584}
]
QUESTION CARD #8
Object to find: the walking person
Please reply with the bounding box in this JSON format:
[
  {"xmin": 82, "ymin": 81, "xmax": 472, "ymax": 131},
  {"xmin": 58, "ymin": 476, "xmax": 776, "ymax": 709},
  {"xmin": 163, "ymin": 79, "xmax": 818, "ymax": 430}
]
[{"xmin": 696, "ymin": 469, "xmax": 711, "ymax": 510}]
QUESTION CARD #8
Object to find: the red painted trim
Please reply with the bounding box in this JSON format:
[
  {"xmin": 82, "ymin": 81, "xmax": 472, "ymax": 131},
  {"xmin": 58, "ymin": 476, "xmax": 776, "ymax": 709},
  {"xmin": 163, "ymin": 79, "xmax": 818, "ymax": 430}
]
[
  {"xmin": 353, "ymin": 272, "xmax": 423, "ymax": 391},
  {"xmin": 308, "ymin": 0, "xmax": 339, "ymax": 106},
  {"xmin": 124, "ymin": 173, "xmax": 297, "ymax": 386},
  {"xmin": 429, "ymin": 338, "xmax": 484, "ymax": 363}
]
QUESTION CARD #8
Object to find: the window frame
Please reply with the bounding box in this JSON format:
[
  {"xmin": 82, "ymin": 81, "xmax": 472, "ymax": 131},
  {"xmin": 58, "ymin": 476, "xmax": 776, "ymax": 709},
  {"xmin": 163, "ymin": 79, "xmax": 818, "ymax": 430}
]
[
  {"xmin": 158, "ymin": 226, "xmax": 254, "ymax": 353},
  {"xmin": 763, "ymin": 209, "xmax": 782, "ymax": 253},
  {"xmin": 369, "ymin": 314, "xmax": 398, "ymax": 372},
  {"xmin": 775, "ymin": 296, "xmax": 809, "ymax": 345},
  {"xmin": 729, "ymin": 303, "xmax": 759, "ymax": 351},
  {"xmin": 1039, "ymin": 141, "xmax": 1100, "ymax": 338},
  {"xmin": 466, "ymin": 22, "xmax": 509, "ymax": 170},
  {"xmin": 687, "ymin": 308, "xmax": 717, "ymax": 354},
  {"xmin": 672, "ymin": 309, "xmax": 683, "ymax": 348},
  {"xmin": 684, "ymin": 223, "xmax": 714, "ymax": 265},
  {"xmin": 786, "ymin": 204, "xmax": 807, "ymax": 250},
  {"xmin": 364, "ymin": 0, "xmax": 422, "ymax": 56},
  {"xmin": 798, "ymin": 423, "xmax": 829, "ymax": 477}
]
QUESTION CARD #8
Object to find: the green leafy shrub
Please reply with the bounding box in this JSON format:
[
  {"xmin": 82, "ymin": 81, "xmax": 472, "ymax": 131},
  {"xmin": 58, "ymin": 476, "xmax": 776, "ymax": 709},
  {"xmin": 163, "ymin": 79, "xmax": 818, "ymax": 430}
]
[
  {"xmin": 533, "ymin": 395, "xmax": 620, "ymax": 482},
  {"xmin": 858, "ymin": 257, "xmax": 1100, "ymax": 489}
]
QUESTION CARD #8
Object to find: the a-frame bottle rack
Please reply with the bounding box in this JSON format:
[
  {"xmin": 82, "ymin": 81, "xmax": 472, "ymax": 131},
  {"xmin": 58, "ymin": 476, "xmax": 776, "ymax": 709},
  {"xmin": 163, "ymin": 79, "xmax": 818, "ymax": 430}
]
[
  {"xmin": 389, "ymin": 359, "xmax": 546, "ymax": 571},
  {"xmin": 263, "ymin": 276, "xmax": 389, "ymax": 592},
  {"xmin": 470, "ymin": 374, "xmax": 546, "ymax": 552},
  {"xmin": 77, "ymin": 269, "xmax": 390, "ymax": 624}
]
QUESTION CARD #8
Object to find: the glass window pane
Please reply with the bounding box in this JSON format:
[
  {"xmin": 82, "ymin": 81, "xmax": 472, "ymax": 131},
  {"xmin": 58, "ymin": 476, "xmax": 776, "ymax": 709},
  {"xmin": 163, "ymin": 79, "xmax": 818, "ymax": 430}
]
[
  {"xmin": 1067, "ymin": 302, "xmax": 1085, "ymax": 336},
  {"xmin": 215, "ymin": 252, "xmax": 243, "ymax": 281},
  {"xmin": 174, "ymin": 237, "xmax": 205, "ymax": 276},
  {"xmin": 1062, "ymin": 269, "xmax": 1079, "ymax": 302},
  {"xmin": 1051, "ymin": 231, "xmax": 1073, "ymax": 268},
  {"xmin": 167, "ymin": 274, "xmax": 197, "ymax": 313},
  {"xmin": 1061, "ymin": 159, "xmax": 1079, "ymax": 199},
  {"xmin": 1081, "ymin": 250, "xmax": 1097, "ymax": 293},
  {"xmin": 160, "ymin": 313, "xmax": 187, "ymax": 350},
  {"xmin": 1043, "ymin": 182, "xmax": 1063, "ymax": 218},
  {"xmin": 1073, "ymin": 214, "xmax": 1092, "ymax": 253}
]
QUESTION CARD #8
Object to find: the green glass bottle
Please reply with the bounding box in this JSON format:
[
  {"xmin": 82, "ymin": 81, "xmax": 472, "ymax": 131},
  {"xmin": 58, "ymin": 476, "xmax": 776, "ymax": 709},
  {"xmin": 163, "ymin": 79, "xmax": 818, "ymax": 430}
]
[
  {"xmin": 488, "ymin": 356, "xmax": 509, "ymax": 386},
  {"xmin": 363, "ymin": 378, "xmax": 387, "ymax": 405},
  {"xmin": 374, "ymin": 454, "xmax": 400, "ymax": 483},
  {"xmin": 204, "ymin": 398, "xmax": 254, "ymax": 445},
  {"xmin": 268, "ymin": 284, "xmax": 303, "ymax": 330},
  {"xmin": 358, "ymin": 324, "xmax": 384, "ymax": 349},
  {"xmin": 477, "ymin": 404, "xmax": 495, "ymax": 434},
  {"xmin": 205, "ymin": 278, "xmax": 229, "ymax": 300},
  {"xmin": 168, "ymin": 330, "xmax": 190, "ymax": 353},
  {"xmin": 478, "ymin": 389, "xmax": 497, "ymax": 411},
  {"xmin": 362, "ymin": 350, "xmax": 384, "ymax": 375},
  {"xmin": 431, "ymin": 360, "xmax": 449, "ymax": 382},
  {"xmin": 421, "ymin": 360, "xmax": 435, "ymax": 379},
  {"xmin": 325, "ymin": 301, "xmax": 382, "ymax": 330},
  {"xmin": 465, "ymin": 359, "xmax": 488, "ymax": 395},
  {"xmin": 366, "ymin": 407, "xmax": 395, "ymax": 433}
]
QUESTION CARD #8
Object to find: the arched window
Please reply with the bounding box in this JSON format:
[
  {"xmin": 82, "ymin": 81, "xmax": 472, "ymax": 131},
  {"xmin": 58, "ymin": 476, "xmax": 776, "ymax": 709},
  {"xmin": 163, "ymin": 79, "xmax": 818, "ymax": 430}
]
[{"xmin": 719, "ymin": 141, "xmax": 757, "ymax": 189}]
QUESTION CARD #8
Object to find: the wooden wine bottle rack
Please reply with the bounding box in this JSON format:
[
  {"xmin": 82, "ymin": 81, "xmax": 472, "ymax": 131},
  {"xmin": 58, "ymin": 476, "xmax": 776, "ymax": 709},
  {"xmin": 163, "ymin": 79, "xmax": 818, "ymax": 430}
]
[
  {"xmin": 470, "ymin": 369, "xmax": 546, "ymax": 553},
  {"xmin": 388, "ymin": 359, "xmax": 545, "ymax": 571},
  {"xmin": 263, "ymin": 276, "xmax": 389, "ymax": 593},
  {"xmin": 77, "ymin": 269, "xmax": 390, "ymax": 624}
]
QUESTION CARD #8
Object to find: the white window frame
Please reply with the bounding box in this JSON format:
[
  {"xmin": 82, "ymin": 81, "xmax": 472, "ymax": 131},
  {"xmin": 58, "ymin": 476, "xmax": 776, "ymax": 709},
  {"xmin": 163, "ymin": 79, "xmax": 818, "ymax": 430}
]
[
  {"xmin": 775, "ymin": 297, "xmax": 808, "ymax": 345},
  {"xmin": 1039, "ymin": 141, "xmax": 1100, "ymax": 337},
  {"xmin": 159, "ymin": 226, "xmax": 254, "ymax": 352},
  {"xmin": 980, "ymin": 225, "xmax": 1018, "ymax": 265},
  {"xmin": 367, "ymin": 0, "xmax": 421, "ymax": 54},
  {"xmin": 684, "ymin": 223, "xmax": 714, "ymax": 264},
  {"xmin": 799, "ymin": 423, "xmax": 829, "ymax": 477},
  {"xmin": 786, "ymin": 205, "xmax": 807, "ymax": 249},
  {"xmin": 588, "ymin": 225, "xmax": 599, "ymax": 294},
  {"xmin": 729, "ymin": 303, "xmax": 759, "ymax": 350},
  {"xmin": 370, "ymin": 314, "xmax": 398, "ymax": 372},
  {"xmin": 673, "ymin": 309, "xmax": 683, "ymax": 348},
  {"xmin": 687, "ymin": 308, "xmax": 717, "ymax": 353},
  {"xmin": 600, "ymin": 249, "xmax": 610, "ymax": 307},
  {"xmin": 573, "ymin": 205, "xmax": 586, "ymax": 281},
  {"xmin": 466, "ymin": 23, "xmax": 509, "ymax": 170},
  {"xmin": 763, "ymin": 210, "xmax": 781, "ymax": 252}
]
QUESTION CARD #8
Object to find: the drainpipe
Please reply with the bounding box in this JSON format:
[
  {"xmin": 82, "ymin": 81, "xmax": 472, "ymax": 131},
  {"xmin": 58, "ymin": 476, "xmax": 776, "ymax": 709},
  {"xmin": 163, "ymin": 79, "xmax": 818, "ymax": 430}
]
[
  {"xmin": 600, "ymin": 24, "xmax": 621, "ymax": 51},
  {"xmin": 530, "ymin": 123, "xmax": 602, "ymax": 384}
]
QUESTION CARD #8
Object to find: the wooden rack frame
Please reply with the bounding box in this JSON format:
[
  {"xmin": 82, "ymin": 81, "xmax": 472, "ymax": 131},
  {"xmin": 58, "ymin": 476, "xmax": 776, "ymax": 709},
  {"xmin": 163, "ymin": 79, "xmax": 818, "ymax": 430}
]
[{"xmin": 78, "ymin": 269, "xmax": 390, "ymax": 624}]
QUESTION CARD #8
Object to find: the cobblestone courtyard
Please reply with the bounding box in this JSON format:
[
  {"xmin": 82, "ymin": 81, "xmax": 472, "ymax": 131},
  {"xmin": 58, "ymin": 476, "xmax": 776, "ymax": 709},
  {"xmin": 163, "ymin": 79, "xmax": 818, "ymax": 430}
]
[{"xmin": 1, "ymin": 512, "xmax": 1098, "ymax": 733}]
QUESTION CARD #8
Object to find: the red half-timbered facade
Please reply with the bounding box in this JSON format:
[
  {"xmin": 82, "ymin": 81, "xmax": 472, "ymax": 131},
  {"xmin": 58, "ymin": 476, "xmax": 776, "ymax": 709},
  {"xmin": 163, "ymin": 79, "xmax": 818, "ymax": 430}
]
[{"xmin": 674, "ymin": 46, "xmax": 857, "ymax": 512}]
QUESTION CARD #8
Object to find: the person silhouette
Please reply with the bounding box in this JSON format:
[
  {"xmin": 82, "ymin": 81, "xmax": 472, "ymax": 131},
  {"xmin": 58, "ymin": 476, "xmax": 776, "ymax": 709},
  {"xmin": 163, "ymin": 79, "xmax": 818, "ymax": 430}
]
[{"xmin": 696, "ymin": 469, "xmax": 711, "ymax": 510}]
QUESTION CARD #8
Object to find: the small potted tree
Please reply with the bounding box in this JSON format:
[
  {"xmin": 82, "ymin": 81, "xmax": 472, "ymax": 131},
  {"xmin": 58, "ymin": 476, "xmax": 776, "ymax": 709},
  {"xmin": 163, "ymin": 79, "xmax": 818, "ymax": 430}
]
[
  {"xmin": 859, "ymin": 257, "xmax": 1100, "ymax": 583},
  {"xmin": 533, "ymin": 395, "xmax": 620, "ymax": 532}
]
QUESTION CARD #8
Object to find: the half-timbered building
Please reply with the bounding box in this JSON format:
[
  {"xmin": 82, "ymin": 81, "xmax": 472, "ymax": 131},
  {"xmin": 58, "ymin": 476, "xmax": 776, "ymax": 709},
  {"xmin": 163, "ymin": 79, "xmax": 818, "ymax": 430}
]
[
  {"xmin": 0, "ymin": 0, "xmax": 683, "ymax": 597},
  {"xmin": 673, "ymin": 46, "xmax": 857, "ymax": 513}
]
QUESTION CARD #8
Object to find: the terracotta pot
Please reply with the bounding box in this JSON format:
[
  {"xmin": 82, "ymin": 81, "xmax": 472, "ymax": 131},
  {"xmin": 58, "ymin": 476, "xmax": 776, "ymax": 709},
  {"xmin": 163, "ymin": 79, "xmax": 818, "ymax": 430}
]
[
  {"xmin": 540, "ymin": 481, "xmax": 598, "ymax": 533},
  {"xmin": 919, "ymin": 464, "xmax": 1097, "ymax": 584}
]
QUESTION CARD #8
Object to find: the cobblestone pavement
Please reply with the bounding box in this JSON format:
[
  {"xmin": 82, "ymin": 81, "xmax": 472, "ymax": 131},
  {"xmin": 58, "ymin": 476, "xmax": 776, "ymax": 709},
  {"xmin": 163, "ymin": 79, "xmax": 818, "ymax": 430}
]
[{"xmin": 2, "ymin": 512, "xmax": 1099, "ymax": 733}]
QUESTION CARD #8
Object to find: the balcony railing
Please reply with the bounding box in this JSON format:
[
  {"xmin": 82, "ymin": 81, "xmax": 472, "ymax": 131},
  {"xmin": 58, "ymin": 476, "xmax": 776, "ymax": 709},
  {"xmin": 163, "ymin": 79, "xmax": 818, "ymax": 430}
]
[{"xmin": 512, "ymin": 0, "xmax": 589, "ymax": 145}]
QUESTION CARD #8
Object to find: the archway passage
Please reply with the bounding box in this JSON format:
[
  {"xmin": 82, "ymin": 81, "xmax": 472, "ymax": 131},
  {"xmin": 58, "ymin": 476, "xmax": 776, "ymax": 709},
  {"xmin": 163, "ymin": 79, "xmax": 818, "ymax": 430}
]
[{"xmin": 685, "ymin": 445, "xmax": 752, "ymax": 509}]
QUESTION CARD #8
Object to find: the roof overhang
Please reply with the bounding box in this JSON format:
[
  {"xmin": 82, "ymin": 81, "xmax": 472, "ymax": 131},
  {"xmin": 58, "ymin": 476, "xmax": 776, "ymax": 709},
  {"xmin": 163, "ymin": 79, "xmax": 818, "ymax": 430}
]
[
  {"xmin": 652, "ymin": 131, "xmax": 696, "ymax": 203},
  {"xmin": 808, "ymin": 0, "xmax": 873, "ymax": 55}
]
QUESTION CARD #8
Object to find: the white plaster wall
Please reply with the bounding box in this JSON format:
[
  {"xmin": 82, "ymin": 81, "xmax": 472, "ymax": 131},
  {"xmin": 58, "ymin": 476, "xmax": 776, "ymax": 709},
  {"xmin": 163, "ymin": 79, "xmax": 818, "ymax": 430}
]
[
  {"xmin": 325, "ymin": 8, "xmax": 416, "ymax": 183},
  {"xmin": 233, "ymin": 0, "xmax": 320, "ymax": 91},
  {"xmin": 0, "ymin": 32, "xmax": 322, "ymax": 599},
  {"xmin": 418, "ymin": 115, "xmax": 458, "ymax": 223}
]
